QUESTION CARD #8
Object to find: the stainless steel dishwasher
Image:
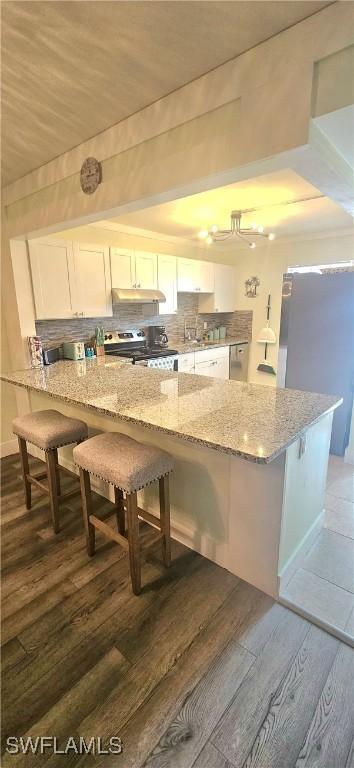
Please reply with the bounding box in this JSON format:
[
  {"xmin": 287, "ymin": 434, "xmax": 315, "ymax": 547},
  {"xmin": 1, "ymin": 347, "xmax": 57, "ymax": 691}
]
[{"xmin": 229, "ymin": 342, "xmax": 249, "ymax": 381}]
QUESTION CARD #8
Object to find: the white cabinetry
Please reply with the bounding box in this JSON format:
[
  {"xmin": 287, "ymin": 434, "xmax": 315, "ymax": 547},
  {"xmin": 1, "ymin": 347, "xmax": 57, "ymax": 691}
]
[
  {"xmin": 157, "ymin": 254, "xmax": 177, "ymax": 315},
  {"xmin": 110, "ymin": 248, "xmax": 157, "ymax": 289},
  {"xmin": 29, "ymin": 238, "xmax": 112, "ymax": 320},
  {"xmin": 29, "ymin": 239, "xmax": 75, "ymax": 320},
  {"xmin": 72, "ymin": 242, "xmax": 112, "ymax": 317},
  {"xmin": 178, "ymin": 352, "xmax": 195, "ymax": 373},
  {"xmin": 194, "ymin": 347, "xmax": 230, "ymax": 379},
  {"xmin": 179, "ymin": 347, "xmax": 230, "ymax": 379},
  {"xmin": 177, "ymin": 259, "xmax": 213, "ymax": 293},
  {"xmin": 110, "ymin": 248, "xmax": 135, "ymax": 288},
  {"xmin": 198, "ymin": 264, "xmax": 236, "ymax": 313},
  {"xmin": 135, "ymin": 251, "xmax": 157, "ymax": 289}
]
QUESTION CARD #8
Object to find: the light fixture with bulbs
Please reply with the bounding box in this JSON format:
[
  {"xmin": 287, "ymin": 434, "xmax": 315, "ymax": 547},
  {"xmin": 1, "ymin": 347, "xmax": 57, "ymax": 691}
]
[{"xmin": 198, "ymin": 210, "xmax": 275, "ymax": 249}]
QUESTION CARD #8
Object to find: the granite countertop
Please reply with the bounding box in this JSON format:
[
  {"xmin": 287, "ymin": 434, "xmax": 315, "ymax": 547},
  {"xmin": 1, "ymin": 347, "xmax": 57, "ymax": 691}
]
[
  {"xmin": 175, "ymin": 337, "xmax": 249, "ymax": 354},
  {"xmin": 1, "ymin": 358, "xmax": 341, "ymax": 463}
]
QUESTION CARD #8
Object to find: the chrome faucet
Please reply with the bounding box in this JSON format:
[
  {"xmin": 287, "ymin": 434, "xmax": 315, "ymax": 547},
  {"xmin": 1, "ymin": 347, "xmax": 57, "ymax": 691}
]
[{"xmin": 184, "ymin": 317, "xmax": 198, "ymax": 342}]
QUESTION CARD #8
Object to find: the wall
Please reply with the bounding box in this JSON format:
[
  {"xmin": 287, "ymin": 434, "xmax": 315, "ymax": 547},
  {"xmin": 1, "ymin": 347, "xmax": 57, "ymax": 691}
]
[
  {"xmin": 0, "ymin": 306, "xmax": 19, "ymax": 455},
  {"xmin": 233, "ymin": 232, "xmax": 354, "ymax": 385}
]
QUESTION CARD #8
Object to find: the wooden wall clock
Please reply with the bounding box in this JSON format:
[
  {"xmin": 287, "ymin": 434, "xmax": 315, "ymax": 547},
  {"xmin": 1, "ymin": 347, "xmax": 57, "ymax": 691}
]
[{"xmin": 80, "ymin": 157, "xmax": 102, "ymax": 195}]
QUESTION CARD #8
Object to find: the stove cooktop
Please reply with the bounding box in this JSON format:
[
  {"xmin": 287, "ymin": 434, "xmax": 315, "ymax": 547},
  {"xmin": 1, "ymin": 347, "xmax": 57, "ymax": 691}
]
[{"xmin": 106, "ymin": 346, "xmax": 178, "ymax": 361}]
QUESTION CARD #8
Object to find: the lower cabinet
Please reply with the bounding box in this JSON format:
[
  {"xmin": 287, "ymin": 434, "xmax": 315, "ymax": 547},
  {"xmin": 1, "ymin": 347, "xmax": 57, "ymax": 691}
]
[
  {"xmin": 178, "ymin": 353, "xmax": 195, "ymax": 373},
  {"xmin": 179, "ymin": 347, "xmax": 230, "ymax": 379}
]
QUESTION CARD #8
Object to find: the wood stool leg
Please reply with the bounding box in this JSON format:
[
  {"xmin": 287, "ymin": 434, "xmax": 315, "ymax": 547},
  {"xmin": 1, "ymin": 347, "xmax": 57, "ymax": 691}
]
[
  {"xmin": 159, "ymin": 475, "xmax": 171, "ymax": 568},
  {"xmin": 114, "ymin": 487, "xmax": 125, "ymax": 535},
  {"xmin": 126, "ymin": 492, "xmax": 141, "ymax": 595},
  {"xmin": 53, "ymin": 448, "xmax": 61, "ymax": 496},
  {"xmin": 79, "ymin": 468, "xmax": 95, "ymax": 556},
  {"xmin": 18, "ymin": 437, "xmax": 31, "ymax": 510},
  {"xmin": 46, "ymin": 449, "xmax": 60, "ymax": 534}
]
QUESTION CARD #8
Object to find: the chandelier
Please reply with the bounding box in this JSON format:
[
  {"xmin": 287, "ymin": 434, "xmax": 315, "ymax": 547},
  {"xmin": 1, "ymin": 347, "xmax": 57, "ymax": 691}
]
[{"xmin": 198, "ymin": 210, "xmax": 275, "ymax": 248}]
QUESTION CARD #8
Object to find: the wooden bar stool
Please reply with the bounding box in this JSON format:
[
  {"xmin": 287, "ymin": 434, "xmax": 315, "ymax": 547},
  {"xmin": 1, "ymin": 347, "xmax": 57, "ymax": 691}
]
[
  {"xmin": 73, "ymin": 432, "xmax": 174, "ymax": 595},
  {"xmin": 12, "ymin": 409, "xmax": 88, "ymax": 533}
]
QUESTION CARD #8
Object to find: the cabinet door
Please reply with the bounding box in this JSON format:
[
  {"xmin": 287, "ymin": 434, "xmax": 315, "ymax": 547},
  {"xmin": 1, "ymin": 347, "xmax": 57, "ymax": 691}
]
[
  {"xmin": 29, "ymin": 238, "xmax": 75, "ymax": 320},
  {"xmin": 177, "ymin": 259, "xmax": 197, "ymax": 292},
  {"xmin": 198, "ymin": 264, "xmax": 236, "ymax": 313},
  {"xmin": 195, "ymin": 359, "xmax": 215, "ymax": 377},
  {"xmin": 135, "ymin": 251, "xmax": 157, "ymax": 289},
  {"xmin": 110, "ymin": 248, "xmax": 135, "ymax": 288},
  {"xmin": 178, "ymin": 353, "xmax": 195, "ymax": 373},
  {"xmin": 214, "ymin": 264, "xmax": 236, "ymax": 312},
  {"xmin": 72, "ymin": 242, "xmax": 112, "ymax": 317},
  {"xmin": 214, "ymin": 355, "xmax": 230, "ymax": 379},
  {"xmin": 196, "ymin": 261, "xmax": 214, "ymax": 293},
  {"xmin": 157, "ymin": 254, "xmax": 177, "ymax": 314}
]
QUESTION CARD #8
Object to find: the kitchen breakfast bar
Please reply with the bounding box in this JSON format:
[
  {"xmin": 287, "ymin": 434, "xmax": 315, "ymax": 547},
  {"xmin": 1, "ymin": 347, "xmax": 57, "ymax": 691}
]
[{"xmin": 1, "ymin": 358, "xmax": 341, "ymax": 598}]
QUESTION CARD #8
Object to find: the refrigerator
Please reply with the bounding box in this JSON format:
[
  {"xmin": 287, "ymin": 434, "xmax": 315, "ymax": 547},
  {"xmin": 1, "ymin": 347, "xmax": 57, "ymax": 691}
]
[{"xmin": 277, "ymin": 271, "xmax": 354, "ymax": 456}]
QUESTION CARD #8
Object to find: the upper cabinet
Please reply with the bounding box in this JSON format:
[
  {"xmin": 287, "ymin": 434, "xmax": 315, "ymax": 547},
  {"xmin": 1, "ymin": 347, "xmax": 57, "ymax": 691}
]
[
  {"xmin": 29, "ymin": 238, "xmax": 112, "ymax": 320},
  {"xmin": 177, "ymin": 258, "xmax": 213, "ymax": 293},
  {"xmin": 135, "ymin": 251, "xmax": 157, "ymax": 289},
  {"xmin": 72, "ymin": 242, "xmax": 112, "ymax": 317},
  {"xmin": 29, "ymin": 239, "xmax": 76, "ymax": 320},
  {"xmin": 110, "ymin": 248, "xmax": 135, "ymax": 289},
  {"xmin": 157, "ymin": 254, "xmax": 177, "ymax": 315},
  {"xmin": 198, "ymin": 264, "xmax": 236, "ymax": 313},
  {"xmin": 110, "ymin": 248, "xmax": 157, "ymax": 290}
]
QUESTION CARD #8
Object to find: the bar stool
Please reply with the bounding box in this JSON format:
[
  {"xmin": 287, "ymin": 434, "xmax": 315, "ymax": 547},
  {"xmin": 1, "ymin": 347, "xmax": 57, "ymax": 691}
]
[
  {"xmin": 13, "ymin": 409, "xmax": 88, "ymax": 533},
  {"xmin": 73, "ymin": 432, "xmax": 174, "ymax": 595}
]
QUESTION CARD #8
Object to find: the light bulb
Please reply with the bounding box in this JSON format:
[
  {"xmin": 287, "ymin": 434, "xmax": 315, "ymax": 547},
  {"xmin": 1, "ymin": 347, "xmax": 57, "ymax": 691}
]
[
  {"xmin": 257, "ymin": 225, "xmax": 264, "ymax": 233},
  {"xmin": 249, "ymin": 242, "xmax": 256, "ymax": 249},
  {"xmin": 268, "ymin": 233, "xmax": 275, "ymax": 241},
  {"xmin": 198, "ymin": 229, "xmax": 208, "ymax": 239},
  {"xmin": 206, "ymin": 235, "xmax": 213, "ymax": 245},
  {"xmin": 210, "ymin": 224, "xmax": 218, "ymax": 233}
]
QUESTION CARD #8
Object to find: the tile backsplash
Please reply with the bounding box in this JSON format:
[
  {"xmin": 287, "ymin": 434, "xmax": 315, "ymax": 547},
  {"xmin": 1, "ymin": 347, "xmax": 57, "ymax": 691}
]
[{"xmin": 36, "ymin": 294, "xmax": 252, "ymax": 349}]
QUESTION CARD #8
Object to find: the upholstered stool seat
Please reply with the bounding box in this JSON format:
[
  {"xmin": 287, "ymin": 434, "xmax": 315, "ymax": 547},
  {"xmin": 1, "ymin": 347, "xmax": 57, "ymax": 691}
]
[
  {"xmin": 73, "ymin": 432, "xmax": 173, "ymax": 493},
  {"xmin": 13, "ymin": 409, "xmax": 88, "ymax": 451},
  {"xmin": 73, "ymin": 432, "xmax": 174, "ymax": 595},
  {"xmin": 13, "ymin": 409, "xmax": 88, "ymax": 533}
]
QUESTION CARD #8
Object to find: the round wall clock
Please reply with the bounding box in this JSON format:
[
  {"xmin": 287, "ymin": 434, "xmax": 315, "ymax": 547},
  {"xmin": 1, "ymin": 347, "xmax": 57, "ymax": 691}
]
[{"xmin": 80, "ymin": 157, "xmax": 102, "ymax": 195}]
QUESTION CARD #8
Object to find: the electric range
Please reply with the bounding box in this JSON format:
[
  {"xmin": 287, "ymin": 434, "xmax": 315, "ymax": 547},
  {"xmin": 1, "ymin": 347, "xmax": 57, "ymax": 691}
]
[{"xmin": 104, "ymin": 330, "xmax": 179, "ymax": 370}]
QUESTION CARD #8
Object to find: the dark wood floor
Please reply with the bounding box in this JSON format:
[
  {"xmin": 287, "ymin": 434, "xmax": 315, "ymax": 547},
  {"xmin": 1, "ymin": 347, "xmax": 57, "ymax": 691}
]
[{"xmin": 1, "ymin": 452, "xmax": 354, "ymax": 768}]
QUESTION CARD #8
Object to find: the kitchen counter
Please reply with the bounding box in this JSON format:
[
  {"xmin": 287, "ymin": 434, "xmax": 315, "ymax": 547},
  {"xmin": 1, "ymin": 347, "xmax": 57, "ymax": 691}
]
[
  {"xmin": 174, "ymin": 336, "xmax": 249, "ymax": 354},
  {"xmin": 1, "ymin": 358, "xmax": 341, "ymax": 464}
]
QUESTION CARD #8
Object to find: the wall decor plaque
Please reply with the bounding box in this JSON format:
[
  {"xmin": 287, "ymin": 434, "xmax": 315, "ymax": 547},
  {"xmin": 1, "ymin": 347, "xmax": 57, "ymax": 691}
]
[
  {"xmin": 245, "ymin": 276, "xmax": 260, "ymax": 298},
  {"xmin": 80, "ymin": 157, "xmax": 102, "ymax": 195}
]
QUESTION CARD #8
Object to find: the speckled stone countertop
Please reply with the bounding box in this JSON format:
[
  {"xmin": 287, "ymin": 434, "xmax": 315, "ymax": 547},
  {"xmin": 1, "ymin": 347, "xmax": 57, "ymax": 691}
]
[
  {"xmin": 175, "ymin": 337, "xmax": 249, "ymax": 354},
  {"xmin": 2, "ymin": 358, "xmax": 341, "ymax": 463}
]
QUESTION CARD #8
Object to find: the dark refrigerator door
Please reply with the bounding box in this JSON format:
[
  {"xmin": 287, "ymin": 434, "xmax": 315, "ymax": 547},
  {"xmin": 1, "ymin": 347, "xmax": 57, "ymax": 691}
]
[{"xmin": 285, "ymin": 272, "xmax": 354, "ymax": 456}]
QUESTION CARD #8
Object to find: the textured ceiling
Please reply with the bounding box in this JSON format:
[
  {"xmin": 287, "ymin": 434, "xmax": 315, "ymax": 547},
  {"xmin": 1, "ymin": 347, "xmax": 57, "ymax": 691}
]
[
  {"xmin": 105, "ymin": 170, "xmax": 352, "ymax": 240},
  {"xmin": 1, "ymin": 0, "xmax": 332, "ymax": 186}
]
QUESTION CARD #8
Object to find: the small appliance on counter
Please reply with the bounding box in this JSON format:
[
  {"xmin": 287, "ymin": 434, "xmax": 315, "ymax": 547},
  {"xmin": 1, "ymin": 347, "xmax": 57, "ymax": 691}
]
[
  {"xmin": 63, "ymin": 341, "xmax": 85, "ymax": 361},
  {"xmin": 43, "ymin": 346, "xmax": 62, "ymax": 365},
  {"xmin": 147, "ymin": 325, "xmax": 169, "ymax": 348},
  {"xmin": 28, "ymin": 336, "xmax": 43, "ymax": 367}
]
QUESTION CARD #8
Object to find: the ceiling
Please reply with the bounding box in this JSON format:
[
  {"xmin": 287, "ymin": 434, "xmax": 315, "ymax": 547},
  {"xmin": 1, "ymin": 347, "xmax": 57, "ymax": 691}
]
[
  {"xmin": 103, "ymin": 169, "xmax": 353, "ymax": 243},
  {"xmin": 2, "ymin": 0, "xmax": 332, "ymax": 186}
]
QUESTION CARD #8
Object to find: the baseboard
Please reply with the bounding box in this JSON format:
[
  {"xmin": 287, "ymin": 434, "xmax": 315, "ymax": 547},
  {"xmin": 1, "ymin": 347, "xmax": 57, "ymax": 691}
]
[
  {"xmin": 0, "ymin": 439, "xmax": 18, "ymax": 458},
  {"xmin": 278, "ymin": 510, "xmax": 324, "ymax": 590}
]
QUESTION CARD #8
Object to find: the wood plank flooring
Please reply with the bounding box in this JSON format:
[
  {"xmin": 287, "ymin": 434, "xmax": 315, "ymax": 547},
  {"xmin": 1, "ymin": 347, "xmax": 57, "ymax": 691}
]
[{"xmin": 1, "ymin": 452, "xmax": 354, "ymax": 767}]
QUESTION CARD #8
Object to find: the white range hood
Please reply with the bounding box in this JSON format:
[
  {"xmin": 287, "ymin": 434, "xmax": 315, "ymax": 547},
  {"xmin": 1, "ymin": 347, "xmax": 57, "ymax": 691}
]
[{"xmin": 112, "ymin": 288, "xmax": 166, "ymax": 304}]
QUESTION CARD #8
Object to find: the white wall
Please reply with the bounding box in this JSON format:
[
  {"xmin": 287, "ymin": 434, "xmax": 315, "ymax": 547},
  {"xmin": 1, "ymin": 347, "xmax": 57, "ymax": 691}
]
[{"xmin": 233, "ymin": 232, "xmax": 354, "ymax": 385}]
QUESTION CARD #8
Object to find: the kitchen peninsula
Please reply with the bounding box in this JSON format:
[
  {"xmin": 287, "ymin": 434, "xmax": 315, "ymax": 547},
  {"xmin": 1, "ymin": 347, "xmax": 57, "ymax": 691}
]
[{"xmin": 2, "ymin": 358, "xmax": 341, "ymax": 598}]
